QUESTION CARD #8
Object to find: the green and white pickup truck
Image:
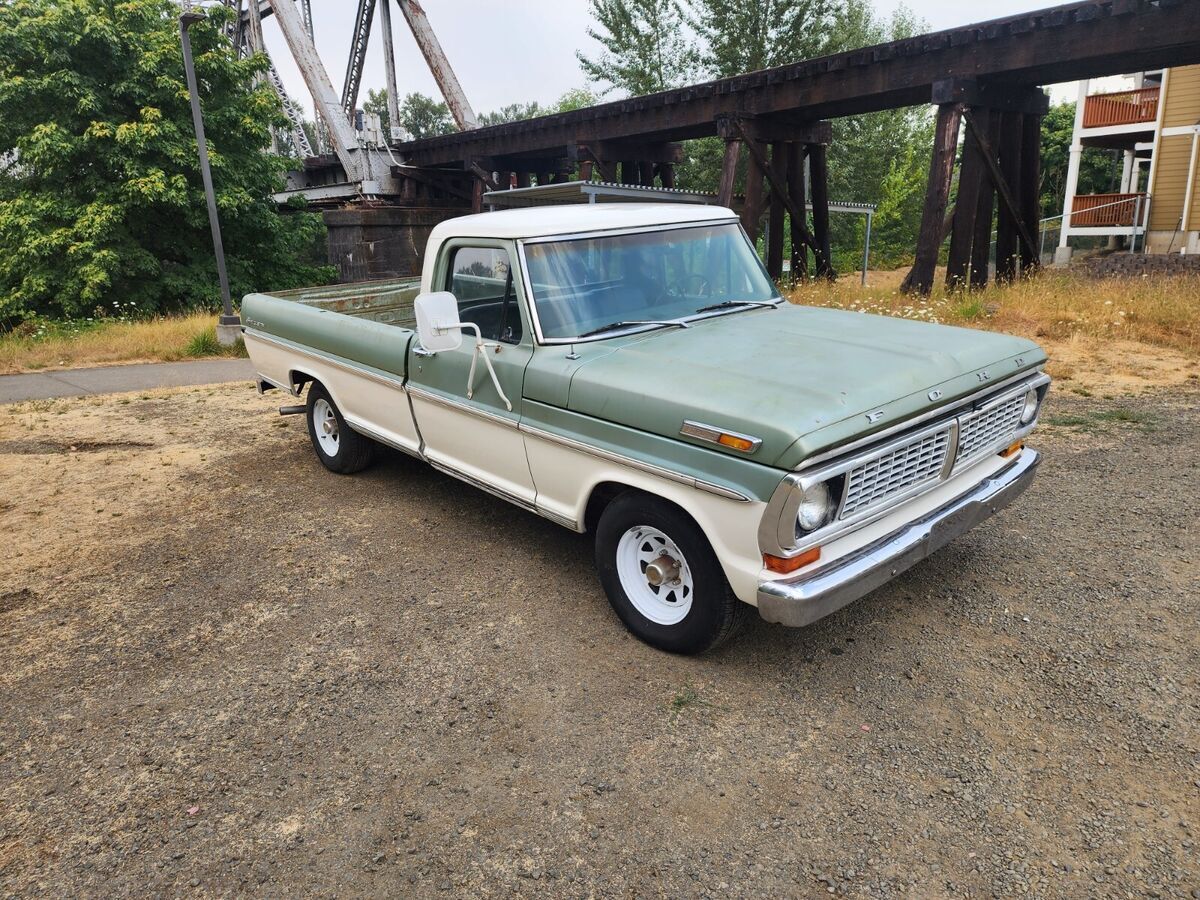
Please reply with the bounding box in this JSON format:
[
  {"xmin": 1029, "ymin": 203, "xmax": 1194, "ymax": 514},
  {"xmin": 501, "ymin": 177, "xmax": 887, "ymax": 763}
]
[{"xmin": 243, "ymin": 203, "xmax": 1048, "ymax": 654}]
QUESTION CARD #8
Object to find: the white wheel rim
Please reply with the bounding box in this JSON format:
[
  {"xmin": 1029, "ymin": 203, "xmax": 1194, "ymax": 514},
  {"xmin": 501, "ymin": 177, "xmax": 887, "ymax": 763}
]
[
  {"xmin": 313, "ymin": 398, "xmax": 340, "ymax": 457},
  {"xmin": 616, "ymin": 526, "xmax": 694, "ymax": 626}
]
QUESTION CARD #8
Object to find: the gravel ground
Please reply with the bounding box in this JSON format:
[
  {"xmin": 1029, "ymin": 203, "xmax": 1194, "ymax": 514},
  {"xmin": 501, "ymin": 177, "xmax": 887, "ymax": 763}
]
[{"xmin": 1, "ymin": 381, "xmax": 1197, "ymax": 898}]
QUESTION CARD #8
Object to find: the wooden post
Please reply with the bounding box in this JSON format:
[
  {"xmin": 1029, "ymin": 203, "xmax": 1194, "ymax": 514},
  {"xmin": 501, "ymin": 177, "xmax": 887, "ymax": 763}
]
[
  {"xmin": 903, "ymin": 102, "xmax": 962, "ymax": 295},
  {"xmin": 969, "ymin": 110, "xmax": 999, "ymax": 288},
  {"xmin": 579, "ymin": 159, "xmax": 594, "ymax": 182},
  {"xmin": 659, "ymin": 162, "xmax": 676, "ymax": 189},
  {"xmin": 516, "ymin": 171, "xmax": 531, "ymax": 189},
  {"xmin": 717, "ymin": 140, "xmax": 741, "ymax": 208},
  {"xmin": 946, "ymin": 109, "xmax": 985, "ymax": 290},
  {"xmin": 808, "ymin": 143, "xmax": 834, "ymax": 280},
  {"xmin": 741, "ymin": 145, "xmax": 766, "ymax": 244},
  {"xmin": 766, "ymin": 142, "xmax": 787, "ymax": 279},
  {"xmin": 620, "ymin": 160, "xmax": 638, "ymax": 185},
  {"xmin": 639, "ymin": 160, "xmax": 656, "ymax": 187},
  {"xmin": 788, "ymin": 143, "xmax": 808, "ymax": 281},
  {"xmin": 995, "ymin": 110, "xmax": 1023, "ymax": 283},
  {"xmin": 470, "ymin": 176, "xmax": 484, "ymax": 213},
  {"xmin": 1019, "ymin": 112, "xmax": 1043, "ymax": 274}
]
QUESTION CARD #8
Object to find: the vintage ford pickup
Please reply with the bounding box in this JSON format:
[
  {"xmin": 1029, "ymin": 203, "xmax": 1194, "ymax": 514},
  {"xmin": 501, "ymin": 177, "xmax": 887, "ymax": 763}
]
[{"xmin": 242, "ymin": 203, "xmax": 1048, "ymax": 654}]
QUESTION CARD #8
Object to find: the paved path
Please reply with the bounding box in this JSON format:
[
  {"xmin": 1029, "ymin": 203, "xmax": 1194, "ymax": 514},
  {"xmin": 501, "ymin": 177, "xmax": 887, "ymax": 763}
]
[{"xmin": 0, "ymin": 359, "xmax": 255, "ymax": 404}]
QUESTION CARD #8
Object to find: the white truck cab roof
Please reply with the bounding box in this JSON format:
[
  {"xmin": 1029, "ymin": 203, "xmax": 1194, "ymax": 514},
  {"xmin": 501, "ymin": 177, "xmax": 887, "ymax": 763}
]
[{"xmin": 427, "ymin": 202, "xmax": 739, "ymax": 243}]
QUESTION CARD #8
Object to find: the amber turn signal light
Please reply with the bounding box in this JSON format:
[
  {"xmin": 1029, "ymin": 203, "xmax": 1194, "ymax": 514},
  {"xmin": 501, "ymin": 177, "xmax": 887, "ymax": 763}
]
[
  {"xmin": 764, "ymin": 546, "xmax": 821, "ymax": 574},
  {"xmin": 1000, "ymin": 440, "xmax": 1024, "ymax": 458},
  {"xmin": 717, "ymin": 433, "xmax": 756, "ymax": 452}
]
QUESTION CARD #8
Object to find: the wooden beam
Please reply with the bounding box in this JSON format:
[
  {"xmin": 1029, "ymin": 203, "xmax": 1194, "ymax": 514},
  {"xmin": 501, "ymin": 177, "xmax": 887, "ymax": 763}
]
[
  {"xmin": 808, "ymin": 143, "xmax": 834, "ymax": 280},
  {"xmin": 468, "ymin": 161, "xmax": 498, "ymax": 192},
  {"xmin": 716, "ymin": 115, "xmax": 833, "ymax": 146},
  {"xmin": 742, "ymin": 147, "xmax": 766, "ymax": 244},
  {"xmin": 961, "ymin": 108, "xmax": 1039, "ymax": 271},
  {"xmin": 659, "ymin": 162, "xmax": 676, "ymax": 189},
  {"xmin": 716, "ymin": 140, "xmax": 741, "ymax": 208},
  {"xmin": 994, "ymin": 109, "xmax": 1024, "ymax": 283},
  {"xmin": 788, "ymin": 143, "xmax": 809, "ymax": 280},
  {"xmin": 1019, "ymin": 111, "xmax": 1043, "ymax": 273},
  {"xmin": 767, "ymin": 142, "xmax": 787, "ymax": 279},
  {"xmin": 946, "ymin": 110, "xmax": 986, "ymax": 289},
  {"xmin": 732, "ymin": 124, "xmax": 831, "ymax": 274},
  {"xmin": 903, "ymin": 102, "xmax": 962, "ymax": 295},
  {"xmin": 581, "ymin": 140, "xmax": 684, "ymax": 164},
  {"xmin": 932, "ymin": 79, "xmax": 1050, "ymax": 116},
  {"xmin": 620, "ymin": 159, "xmax": 638, "ymax": 185},
  {"xmin": 970, "ymin": 110, "xmax": 999, "ymax": 289}
]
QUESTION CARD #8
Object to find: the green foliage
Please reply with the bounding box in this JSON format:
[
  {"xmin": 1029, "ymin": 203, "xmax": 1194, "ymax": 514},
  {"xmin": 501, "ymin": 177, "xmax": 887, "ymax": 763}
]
[
  {"xmin": 185, "ymin": 326, "xmax": 245, "ymax": 358},
  {"xmin": 1040, "ymin": 101, "xmax": 1124, "ymax": 217},
  {"xmin": 577, "ymin": 0, "xmax": 697, "ymax": 96},
  {"xmin": 397, "ymin": 92, "xmax": 455, "ymax": 139},
  {"xmin": 363, "ymin": 87, "xmax": 393, "ymax": 137},
  {"xmin": 690, "ymin": 0, "xmax": 835, "ymax": 77},
  {"xmin": 0, "ymin": 0, "xmax": 333, "ymax": 324},
  {"xmin": 553, "ymin": 87, "xmax": 602, "ymax": 113},
  {"xmin": 478, "ymin": 101, "xmax": 544, "ymax": 127}
]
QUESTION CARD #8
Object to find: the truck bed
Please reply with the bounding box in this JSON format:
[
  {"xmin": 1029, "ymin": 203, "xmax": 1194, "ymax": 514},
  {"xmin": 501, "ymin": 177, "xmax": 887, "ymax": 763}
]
[{"xmin": 262, "ymin": 277, "xmax": 422, "ymax": 329}]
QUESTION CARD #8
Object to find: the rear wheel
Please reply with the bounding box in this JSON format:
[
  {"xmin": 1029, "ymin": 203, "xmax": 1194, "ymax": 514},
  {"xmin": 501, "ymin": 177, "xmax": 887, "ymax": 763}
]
[
  {"xmin": 595, "ymin": 492, "xmax": 748, "ymax": 654},
  {"xmin": 305, "ymin": 382, "xmax": 375, "ymax": 474}
]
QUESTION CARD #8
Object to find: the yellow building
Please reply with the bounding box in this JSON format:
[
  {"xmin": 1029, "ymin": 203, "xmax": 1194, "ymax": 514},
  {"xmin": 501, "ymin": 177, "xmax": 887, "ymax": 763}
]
[{"xmin": 1055, "ymin": 65, "xmax": 1200, "ymax": 263}]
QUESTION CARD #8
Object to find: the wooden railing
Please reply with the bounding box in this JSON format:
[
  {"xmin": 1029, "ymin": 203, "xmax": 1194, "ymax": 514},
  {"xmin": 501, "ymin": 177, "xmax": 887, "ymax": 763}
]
[
  {"xmin": 1070, "ymin": 193, "xmax": 1147, "ymax": 227},
  {"xmin": 1081, "ymin": 87, "xmax": 1159, "ymax": 128}
]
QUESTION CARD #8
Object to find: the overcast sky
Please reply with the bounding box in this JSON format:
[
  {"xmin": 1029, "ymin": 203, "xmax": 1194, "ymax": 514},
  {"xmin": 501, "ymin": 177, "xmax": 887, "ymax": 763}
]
[{"xmin": 260, "ymin": 0, "xmax": 1114, "ymax": 121}]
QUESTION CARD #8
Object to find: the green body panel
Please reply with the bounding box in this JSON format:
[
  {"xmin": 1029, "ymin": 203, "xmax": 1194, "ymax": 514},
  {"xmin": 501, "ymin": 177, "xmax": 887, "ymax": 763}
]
[
  {"xmin": 242, "ymin": 290, "xmax": 413, "ymax": 379},
  {"xmin": 562, "ymin": 304, "xmax": 1045, "ymax": 468},
  {"xmin": 521, "ymin": 400, "xmax": 787, "ymax": 503}
]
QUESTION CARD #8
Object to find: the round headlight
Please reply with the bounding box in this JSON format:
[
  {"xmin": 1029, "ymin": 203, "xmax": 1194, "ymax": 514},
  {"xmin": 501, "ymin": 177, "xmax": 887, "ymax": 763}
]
[
  {"xmin": 797, "ymin": 481, "xmax": 833, "ymax": 533},
  {"xmin": 1020, "ymin": 390, "xmax": 1040, "ymax": 424}
]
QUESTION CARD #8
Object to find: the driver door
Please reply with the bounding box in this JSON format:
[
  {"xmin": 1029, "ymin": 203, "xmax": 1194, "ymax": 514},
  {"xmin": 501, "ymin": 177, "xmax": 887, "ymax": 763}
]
[{"xmin": 407, "ymin": 240, "xmax": 536, "ymax": 506}]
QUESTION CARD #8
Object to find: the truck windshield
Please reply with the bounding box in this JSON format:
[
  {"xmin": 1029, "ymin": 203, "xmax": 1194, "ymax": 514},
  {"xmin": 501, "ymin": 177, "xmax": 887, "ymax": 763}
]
[{"xmin": 522, "ymin": 222, "xmax": 780, "ymax": 341}]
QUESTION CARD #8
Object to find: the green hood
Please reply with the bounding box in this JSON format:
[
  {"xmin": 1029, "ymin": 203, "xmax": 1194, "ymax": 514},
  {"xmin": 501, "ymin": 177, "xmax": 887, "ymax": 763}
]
[{"xmin": 560, "ymin": 304, "xmax": 1045, "ymax": 469}]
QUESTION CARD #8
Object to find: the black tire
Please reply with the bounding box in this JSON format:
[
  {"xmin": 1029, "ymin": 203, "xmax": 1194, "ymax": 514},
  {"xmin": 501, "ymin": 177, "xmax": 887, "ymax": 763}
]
[
  {"xmin": 595, "ymin": 491, "xmax": 749, "ymax": 654},
  {"xmin": 305, "ymin": 382, "xmax": 375, "ymax": 474}
]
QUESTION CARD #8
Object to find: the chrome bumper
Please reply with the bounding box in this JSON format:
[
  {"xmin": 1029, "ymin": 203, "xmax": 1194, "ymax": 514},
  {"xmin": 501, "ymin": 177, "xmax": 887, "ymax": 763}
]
[{"xmin": 757, "ymin": 449, "xmax": 1041, "ymax": 628}]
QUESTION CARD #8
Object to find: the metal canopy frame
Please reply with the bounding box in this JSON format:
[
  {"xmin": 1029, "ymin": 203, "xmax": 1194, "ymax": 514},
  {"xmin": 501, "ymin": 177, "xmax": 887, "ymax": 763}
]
[{"xmin": 482, "ymin": 182, "xmax": 876, "ymax": 284}]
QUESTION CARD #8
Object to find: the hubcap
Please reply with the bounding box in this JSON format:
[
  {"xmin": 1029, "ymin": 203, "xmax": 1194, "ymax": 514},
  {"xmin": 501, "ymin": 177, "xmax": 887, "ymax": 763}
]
[
  {"xmin": 312, "ymin": 398, "xmax": 340, "ymax": 457},
  {"xmin": 615, "ymin": 526, "xmax": 694, "ymax": 626}
]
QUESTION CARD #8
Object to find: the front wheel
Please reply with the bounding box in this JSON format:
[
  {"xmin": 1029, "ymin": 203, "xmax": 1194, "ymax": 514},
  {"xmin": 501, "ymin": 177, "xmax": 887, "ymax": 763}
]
[
  {"xmin": 595, "ymin": 492, "xmax": 748, "ymax": 654},
  {"xmin": 305, "ymin": 382, "xmax": 375, "ymax": 474}
]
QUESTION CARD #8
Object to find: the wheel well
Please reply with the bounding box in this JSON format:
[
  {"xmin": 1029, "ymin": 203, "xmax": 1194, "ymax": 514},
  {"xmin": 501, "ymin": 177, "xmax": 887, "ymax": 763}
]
[
  {"xmin": 582, "ymin": 481, "xmax": 702, "ymax": 536},
  {"xmin": 289, "ymin": 370, "xmax": 315, "ymax": 395}
]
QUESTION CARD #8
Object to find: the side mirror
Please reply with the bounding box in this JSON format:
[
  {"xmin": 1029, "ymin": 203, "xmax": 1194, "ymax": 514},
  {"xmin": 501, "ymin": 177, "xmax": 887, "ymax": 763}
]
[{"xmin": 414, "ymin": 291, "xmax": 463, "ymax": 353}]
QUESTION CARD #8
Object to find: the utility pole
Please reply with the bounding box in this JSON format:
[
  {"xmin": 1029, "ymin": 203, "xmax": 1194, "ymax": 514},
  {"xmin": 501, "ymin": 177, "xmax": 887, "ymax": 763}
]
[{"xmin": 180, "ymin": 10, "xmax": 241, "ymax": 346}]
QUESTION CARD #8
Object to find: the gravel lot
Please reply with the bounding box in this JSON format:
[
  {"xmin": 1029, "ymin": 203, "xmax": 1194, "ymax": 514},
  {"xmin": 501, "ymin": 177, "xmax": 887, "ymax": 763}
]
[{"xmin": 1, "ymin": 380, "xmax": 1197, "ymax": 897}]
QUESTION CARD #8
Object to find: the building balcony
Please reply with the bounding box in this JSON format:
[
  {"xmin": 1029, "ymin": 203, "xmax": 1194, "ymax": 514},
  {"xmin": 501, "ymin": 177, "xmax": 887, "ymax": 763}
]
[
  {"xmin": 1069, "ymin": 192, "xmax": 1148, "ymax": 228},
  {"xmin": 1081, "ymin": 87, "xmax": 1159, "ymax": 129}
]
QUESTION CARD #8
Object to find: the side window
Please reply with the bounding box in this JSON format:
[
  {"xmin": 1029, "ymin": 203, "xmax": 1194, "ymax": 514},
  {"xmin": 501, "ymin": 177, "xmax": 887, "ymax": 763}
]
[{"xmin": 444, "ymin": 246, "xmax": 522, "ymax": 344}]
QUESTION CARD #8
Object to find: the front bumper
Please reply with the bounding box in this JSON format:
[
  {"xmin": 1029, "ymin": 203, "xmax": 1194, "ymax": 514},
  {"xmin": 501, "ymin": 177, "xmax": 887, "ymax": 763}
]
[{"xmin": 757, "ymin": 448, "xmax": 1041, "ymax": 627}]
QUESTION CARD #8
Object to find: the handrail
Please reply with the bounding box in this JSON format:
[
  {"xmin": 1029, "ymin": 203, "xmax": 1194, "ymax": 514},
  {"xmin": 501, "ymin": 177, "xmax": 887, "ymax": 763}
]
[{"xmin": 1082, "ymin": 87, "xmax": 1159, "ymax": 128}]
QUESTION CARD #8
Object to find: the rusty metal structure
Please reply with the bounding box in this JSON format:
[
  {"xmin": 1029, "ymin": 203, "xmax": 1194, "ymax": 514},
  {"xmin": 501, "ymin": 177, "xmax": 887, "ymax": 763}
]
[{"xmin": 223, "ymin": 0, "xmax": 1200, "ymax": 290}]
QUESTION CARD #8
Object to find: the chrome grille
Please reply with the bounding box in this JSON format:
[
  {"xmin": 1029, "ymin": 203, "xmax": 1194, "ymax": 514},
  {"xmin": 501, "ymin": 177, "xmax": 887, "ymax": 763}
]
[
  {"xmin": 840, "ymin": 427, "xmax": 951, "ymax": 518},
  {"xmin": 956, "ymin": 395, "xmax": 1025, "ymax": 467}
]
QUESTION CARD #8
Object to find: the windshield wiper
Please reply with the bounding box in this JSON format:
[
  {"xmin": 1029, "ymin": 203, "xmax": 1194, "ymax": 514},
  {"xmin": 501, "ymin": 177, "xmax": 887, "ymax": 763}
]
[
  {"xmin": 693, "ymin": 299, "xmax": 782, "ymax": 314},
  {"xmin": 576, "ymin": 319, "xmax": 690, "ymax": 339}
]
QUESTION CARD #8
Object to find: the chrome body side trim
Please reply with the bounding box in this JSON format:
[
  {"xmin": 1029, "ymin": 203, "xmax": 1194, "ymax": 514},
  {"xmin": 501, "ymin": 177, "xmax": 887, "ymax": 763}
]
[
  {"xmin": 757, "ymin": 449, "xmax": 1040, "ymax": 627},
  {"xmin": 759, "ymin": 372, "xmax": 1050, "ymax": 557},
  {"xmin": 425, "ymin": 457, "xmax": 581, "ymax": 530},
  {"xmin": 407, "ymin": 384, "xmax": 518, "ymax": 429},
  {"xmin": 518, "ymin": 422, "xmax": 752, "ymax": 503},
  {"xmin": 680, "ymin": 420, "xmax": 763, "ymax": 452},
  {"xmin": 255, "ymin": 371, "xmax": 297, "ymax": 396}
]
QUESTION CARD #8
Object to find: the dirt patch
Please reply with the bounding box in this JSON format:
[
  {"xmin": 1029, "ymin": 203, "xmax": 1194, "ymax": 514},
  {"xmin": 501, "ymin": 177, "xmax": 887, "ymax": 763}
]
[
  {"xmin": 0, "ymin": 382, "xmax": 1197, "ymax": 897},
  {"xmin": 1043, "ymin": 334, "xmax": 1199, "ymax": 394},
  {"xmin": 0, "ymin": 588, "xmax": 35, "ymax": 616},
  {"xmin": 0, "ymin": 438, "xmax": 155, "ymax": 455}
]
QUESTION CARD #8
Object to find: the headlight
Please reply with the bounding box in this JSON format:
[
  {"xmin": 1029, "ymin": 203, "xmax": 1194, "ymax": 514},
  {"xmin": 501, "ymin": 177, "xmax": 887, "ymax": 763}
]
[
  {"xmin": 796, "ymin": 481, "xmax": 834, "ymax": 533},
  {"xmin": 1020, "ymin": 390, "xmax": 1040, "ymax": 424}
]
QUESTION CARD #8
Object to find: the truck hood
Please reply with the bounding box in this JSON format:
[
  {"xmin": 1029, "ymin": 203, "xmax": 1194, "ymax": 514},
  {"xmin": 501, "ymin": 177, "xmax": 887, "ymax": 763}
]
[{"xmin": 562, "ymin": 304, "xmax": 1045, "ymax": 469}]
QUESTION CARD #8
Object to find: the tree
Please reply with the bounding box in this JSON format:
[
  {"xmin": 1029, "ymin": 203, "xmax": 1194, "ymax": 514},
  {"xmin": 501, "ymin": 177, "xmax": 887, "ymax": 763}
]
[
  {"xmin": 1040, "ymin": 101, "xmax": 1122, "ymax": 218},
  {"xmin": 0, "ymin": 0, "xmax": 331, "ymax": 324},
  {"xmin": 478, "ymin": 101, "xmax": 543, "ymax": 127},
  {"xmin": 553, "ymin": 87, "xmax": 602, "ymax": 113},
  {"xmin": 577, "ymin": 0, "xmax": 697, "ymax": 97},
  {"xmin": 690, "ymin": 0, "xmax": 835, "ymax": 78},
  {"xmin": 396, "ymin": 92, "xmax": 455, "ymax": 139},
  {"xmin": 363, "ymin": 88, "xmax": 393, "ymax": 138}
]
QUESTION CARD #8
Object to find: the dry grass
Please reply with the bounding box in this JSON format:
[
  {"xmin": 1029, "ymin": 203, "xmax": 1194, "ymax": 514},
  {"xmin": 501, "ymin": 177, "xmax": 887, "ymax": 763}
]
[
  {"xmin": 0, "ymin": 312, "xmax": 244, "ymax": 374},
  {"xmin": 788, "ymin": 269, "xmax": 1200, "ymax": 358}
]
